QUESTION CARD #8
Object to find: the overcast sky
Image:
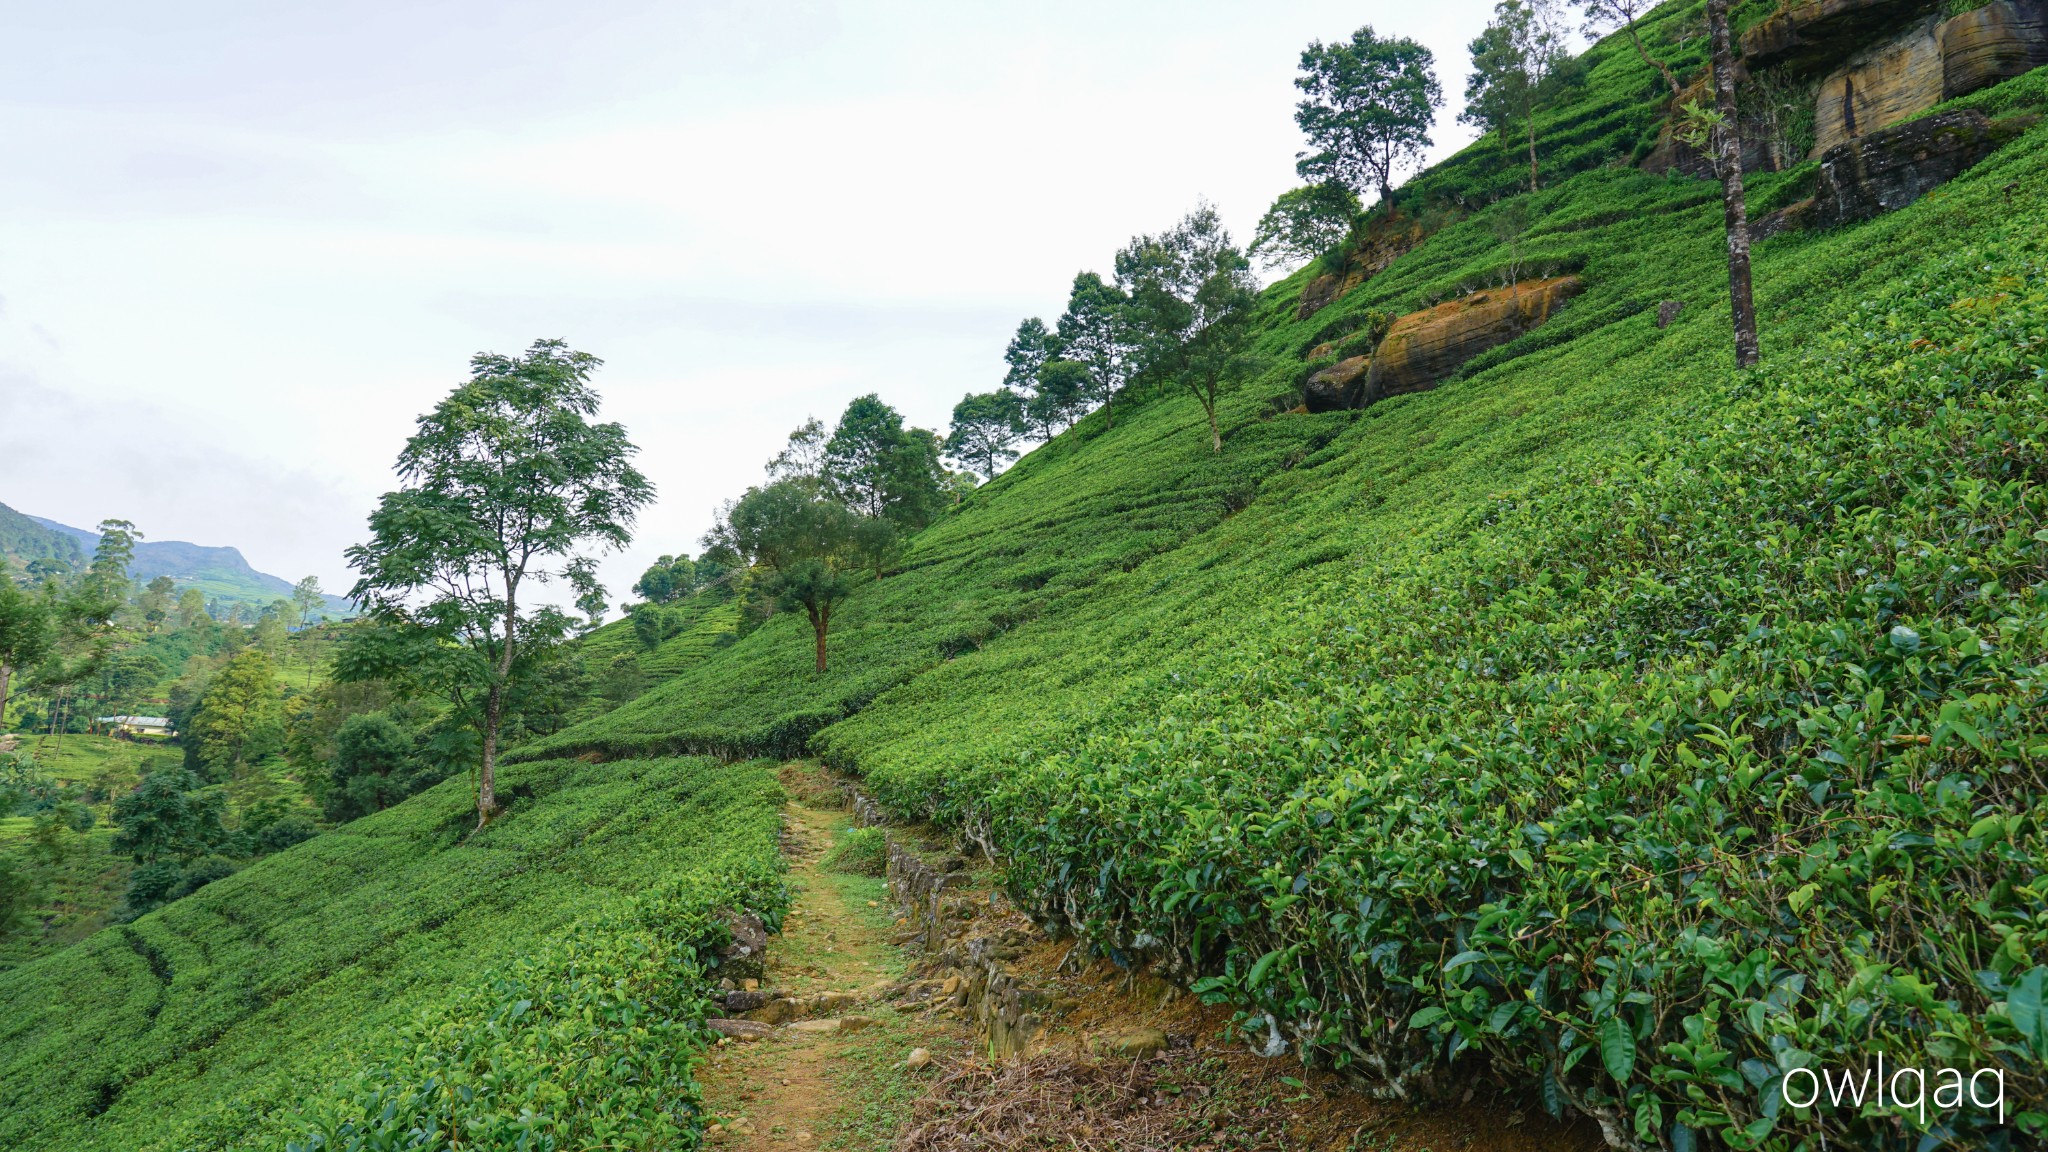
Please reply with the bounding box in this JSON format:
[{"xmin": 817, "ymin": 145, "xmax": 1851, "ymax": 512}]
[{"xmin": 0, "ymin": 0, "xmax": 1492, "ymax": 615}]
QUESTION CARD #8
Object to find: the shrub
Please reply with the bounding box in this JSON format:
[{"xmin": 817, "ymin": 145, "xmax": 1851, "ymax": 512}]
[{"xmin": 822, "ymin": 826, "xmax": 888, "ymax": 877}]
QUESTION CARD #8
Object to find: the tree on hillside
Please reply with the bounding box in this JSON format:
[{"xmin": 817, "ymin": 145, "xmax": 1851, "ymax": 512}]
[
  {"xmin": 1700, "ymin": 0, "xmax": 1761, "ymax": 368},
  {"xmin": 344, "ymin": 339, "xmax": 653, "ymax": 827},
  {"xmin": 1462, "ymin": 0, "xmax": 1582, "ymax": 193},
  {"xmin": 112, "ymin": 768, "xmax": 226, "ymax": 865},
  {"xmin": 633, "ymin": 554, "xmax": 700, "ymax": 604},
  {"xmin": 1027, "ymin": 361, "xmax": 1090, "ymax": 440},
  {"xmin": 822, "ymin": 395, "xmax": 945, "ymax": 531},
  {"xmin": 1294, "ymin": 27, "xmax": 1443, "ymax": 205},
  {"xmin": 174, "ymin": 588, "xmax": 209, "ymax": 631},
  {"xmin": 767, "ymin": 416, "xmax": 830, "ymax": 482},
  {"xmin": 1053, "ymin": 272, "xmax": 1139, "ymax": 428},
  {"xmin": 323, "ymin": 712, "xmax": 444, "ymax": 822},
  {"xmin": 1249, "ymin": 183, "xmax": 1362, "ymax": 274},
  {"xmin": 1578, "ymin": 0, "xmax": 1679, "ymax": 99},
  {"xmin": 1116, "ymin": 205, "xmax": 1262, "ymax": 453},
  {"xmin": 944, "ymin": 389, "xmax": 1028, "ymax": 480},
  {"xmin": 0, "ymin": 571, "xmax": 54, "ymax": 727},
  {"xmin": 711, "ymin": 480, "xmax": 868, "ymax": 672},
  {"xmin": 1001, "ymin": 318, "xmax": 1061, "ymax": 395},
  {"xmin": 186, "ymin": 650, "xmax": 283, "ymax": 778},
  {"xmin": 139, "ymin": 576, "xmax": 177, "ymax": 632},
  {"xmin": 292, "ymin": 576, "xmax": 325, "ymax": 629}
]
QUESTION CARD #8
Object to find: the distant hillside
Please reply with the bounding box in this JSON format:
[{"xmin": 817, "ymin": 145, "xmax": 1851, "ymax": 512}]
[
  {"xmin": 0, "ymin": 502, "xmax": 87, "ymax": 576},
  {"xmin": 1, "ymin": 503, "xmax": 352, "ymax": 617}
]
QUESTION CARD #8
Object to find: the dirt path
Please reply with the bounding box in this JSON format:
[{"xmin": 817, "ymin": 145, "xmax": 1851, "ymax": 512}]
[
  {"xmin": 697, "ymin": 788, "xmax": 964, "ymax": 1149},
  {"xmin": 700, "ymin": 770, "xmax": 1600, "ymax": 1152}
]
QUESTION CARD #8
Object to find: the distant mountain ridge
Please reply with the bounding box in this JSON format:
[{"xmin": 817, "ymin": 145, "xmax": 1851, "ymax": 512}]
[{"xmin": 0, "ymin": 502, "xmax": 352, "ymax": 617}]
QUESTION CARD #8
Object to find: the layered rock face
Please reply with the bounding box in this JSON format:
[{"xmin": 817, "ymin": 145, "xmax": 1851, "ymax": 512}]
[
  {"xmin": 1809, "ymin": 108, "xmax": 2036, "ymax": 225},
  {"xmin": 1742, "ymin": 0, "xmax": 1943, "ymax": 74},
  {"xmin": 1812, "ymin": 17, "xmax": 1944, "ymax": 154},
  {"xmin": 1359, "ymin": 276, "xmax": 1583, "ymax": 406},
  {"xmin": 1942, "ymin": 0, "xmax": 2048, "ymax": 97},
  {"xmin": 1812, "ymin": 1, "xmax": 2048, "ymax": 155}
]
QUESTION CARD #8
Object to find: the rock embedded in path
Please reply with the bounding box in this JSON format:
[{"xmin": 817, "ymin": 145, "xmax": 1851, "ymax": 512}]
[
  {"xmin": 706, "ymin": 1018, "xmax": 776, "ymax": 1042},
  {"xmin": 1093, "ymin": 1027, "xmax": 1169, "ymax": 1059}
]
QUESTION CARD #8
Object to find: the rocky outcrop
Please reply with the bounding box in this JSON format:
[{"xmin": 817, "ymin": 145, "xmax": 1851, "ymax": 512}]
[
  {"xmin": 1813, "ymin": 17, "xmax": 1944, "ymax": 153},
  {"xmin": 1942, "ymin": 0, "xmax": 2048, "ymax": 98},
  {"xmin": 1808, "ymin": 2, "xmax": 2048, "ymax": 154},
  {"xmin": 1743, "ymin": 0, "xmax": 1942, "ymax": 74},
  {"xmin": 1301, "ymin": 355, "xmax": 1370, "ymax": 412},
  {"xmin": 1295, "ymin": 209, "xmax": 1441, "ymax": 320},
  {"xmin": 1359, "ymin": 277, "xmax": 1584, "ymax": 405},
  {"xmin": 1807, "ymin": 108, "xmax": 2035, "ymax": 226}
]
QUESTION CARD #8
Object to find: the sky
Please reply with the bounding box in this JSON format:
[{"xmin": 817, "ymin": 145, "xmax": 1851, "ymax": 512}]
[{"xmin": 0, "ymin": 0, "xmax": 1493, "ymax": 616}]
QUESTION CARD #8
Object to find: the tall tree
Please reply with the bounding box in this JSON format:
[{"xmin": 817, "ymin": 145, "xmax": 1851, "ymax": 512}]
[
  {"xmin": 711, "ymin": 480, "xmax": 866, "ymax": 671},
  {"xmin": 1461, "ymin": 0, "xmax": 1580, "ymax": 193},
  {"xmin": 185, "ymin": 650, "xmax": 282, "ymax": 777},
  {"xmin": 822, "ymin": 395, "xmax": 944, "ymax": 530},
  {"xmin": 1001, "ymin": 318, "xmax": 1061, "ymax": 395},
  {"xmin": 1248, "ymin": 183, "xmax": 1362, "ymax": 273},
  {"xmin": 345, "ymin": 339, "xmax": 652, "ymax": 827},
  {"xmin": 1027, "ymin": 361, "xmax": 1090, "ymax": 440},
  {"xmin": 1293, "ymin": 27, "xmax": 1443, "ymax": 204},
  {"xmin": 943, "ymin": 389, "xmax": 1028, "ymax": 479},
  {"xmin": 174, "ymin": 588, "xmax": 209, "ymax": 630},
  {"xmin": 1704, "ymin": 0, "xmax": 1761, "ymax": 368},
  {"xmin": 1053, "ymin": 272, "xmax": 1138, "ymax": 428},
  {"xmin": 139, "ymin": 576, "xmax": 177, "ymax": 632},
  {"xmin": 1117, "ymin": 205, "xmax": 1262, "ymax": 453},
  {"xmin": 767, "ymin": 416, "xmax": 829, "ymax": 482},
  {"xmin": 291, "ymin": 576, "xmax": 325, "ymax": 629},
  {"xmin": 0, "ymin": 571, "xmax": 54, "ymax": 727},
  {"xmin": 1578, "ymin": 0, "xmax": 1679, "ymax": 98}
]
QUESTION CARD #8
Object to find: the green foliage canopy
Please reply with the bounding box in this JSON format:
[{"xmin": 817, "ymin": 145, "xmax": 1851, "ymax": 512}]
[
  {"xmin": 344, "ymin": 338, "xmax": 652, "ymax": 825},
  {"xmin": 1293, "ymin": 26, "xmax": 1443, "ymax": 203}
]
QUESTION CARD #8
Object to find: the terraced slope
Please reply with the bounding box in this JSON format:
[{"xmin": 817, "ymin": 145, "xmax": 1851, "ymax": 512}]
[{"xmin": 0, "ymin": 756, "xmax": 786, "ymax": 1151}]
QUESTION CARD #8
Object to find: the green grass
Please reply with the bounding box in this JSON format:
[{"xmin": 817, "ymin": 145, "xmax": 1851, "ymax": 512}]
[{"xmin": 0, "ymin": 754, "xmax": 787, "ymax": 1151}]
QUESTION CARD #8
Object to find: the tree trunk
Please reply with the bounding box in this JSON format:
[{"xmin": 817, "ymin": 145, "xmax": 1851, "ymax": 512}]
[
  {"xmin": 1707, "ymin": 0, "xmax": 1762, "ymax": 368},
  {"xmin": 1626, "ymin": 20, "xmax": 1680, "ymax": 99},
  {"xmin": 478, "ymin": 591, "xmax": 519, "ymax": 829},
  {"xmin": 1525, "ymin": 99, "xmax": 1541, "ymax": 193},
  {"xmin": 0, "ymin": 663, "xmax": 10, "ymax": 729},
  {"xmin": 811, "ymin": 605, "xmax": 829, "ymax": 672},
  {"xmin": 479, "ymin": 680, "xmax": 501, "ymax": 826},
  {"xmin": 1206, "ymin": 399, "xmax": 1221, "ymax": 453}
]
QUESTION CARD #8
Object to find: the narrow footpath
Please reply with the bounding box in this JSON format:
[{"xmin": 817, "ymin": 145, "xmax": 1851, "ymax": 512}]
[
  {"xmin": 699, "ymin": 766, "xmax": 1601, "ymax": 1152},
  {"xmin": 696, "ymin": 778, "xmax": 964, "ymax": 1149}
]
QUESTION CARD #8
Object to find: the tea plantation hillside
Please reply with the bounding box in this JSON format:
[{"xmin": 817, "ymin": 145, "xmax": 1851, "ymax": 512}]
[
  {"xmin": 0, "ymin": 755, "xmax": 785, "ymax": 1152},
  {"xmin": 511, "ymin": 68, "xmax": 2048, "ymax": 1152}
]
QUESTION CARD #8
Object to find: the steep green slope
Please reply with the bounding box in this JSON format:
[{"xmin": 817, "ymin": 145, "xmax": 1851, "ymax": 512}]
[
  {"xmin": 512, "ymin": 62, "xmax": 2048, "ymax": 1152},
  {"xmin": 0, "ymin": 500, "xmax": 87, "ymax": 574},
  {"xmin": 0, "ymin": 755, "xmax": 785, "ymax": 1151}
]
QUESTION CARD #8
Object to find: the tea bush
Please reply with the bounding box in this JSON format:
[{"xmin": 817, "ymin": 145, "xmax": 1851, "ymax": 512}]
[{"xmin": 0, "ymin": 755, "xmax": 786, "ymax": 1151}]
